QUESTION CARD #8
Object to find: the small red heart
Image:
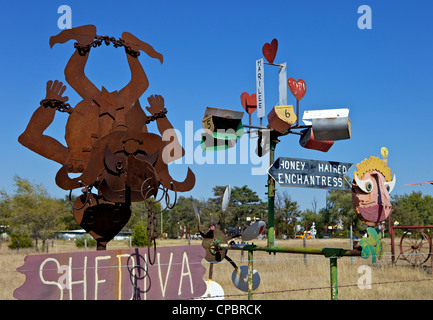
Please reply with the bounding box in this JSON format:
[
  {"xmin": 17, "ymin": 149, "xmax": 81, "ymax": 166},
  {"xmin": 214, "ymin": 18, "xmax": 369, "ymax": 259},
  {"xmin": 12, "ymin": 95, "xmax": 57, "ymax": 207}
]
[
  {"xmin": 241, "ymin": 92, "xmax": 257, "ymax": 114},
  {"xmin": 262, "ymin": 39, "xmax": 278, "ymax": 64},
  {"xmin": 288, "ymin": 77, "xmax": 307, "ymax": 101}
]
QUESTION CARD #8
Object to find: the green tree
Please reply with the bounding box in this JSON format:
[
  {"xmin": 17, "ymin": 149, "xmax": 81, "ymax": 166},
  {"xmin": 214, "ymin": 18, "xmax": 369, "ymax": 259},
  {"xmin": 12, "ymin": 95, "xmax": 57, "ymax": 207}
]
[
  {"xmin": 301, "ymin": 209, "xmax": 325, "ymax": 238},
  {"xmin": 0, "ymin": 176, "xmax": 67, "ymax": 251},
  {"xmin": 164, "ymin": 196, "xmax": 199, "ymax": 238},
  {"xmin": 125, "ymin": 197, "xmax": 163, "ymax": 240},
  {"xmin": 131, "ymin": 222, "xmax": 149, "ymax": 247},
  {"xmin": 275, "ymin": 191, "xmax": 302, "ymax": 238},
  {"xmin": 325, "ymin": 188, "xmax": 363, "ymax": 235},
  {"xmin": 8, "ymin": 232, "xmax": 33, "ymax": 249},
  {"xmin": 210, "ymin": 185, "xmax": 266, "ymax": 233},
  {"xmin": 59, "ymin": 195, "xmax": 80, "ymax": 230},
  {"xmin": 75, "ymin": 234, "xmax": 97, "ymax": 248},
  {"xmin": 392, "ymin": 191, "xmax": 433, "ymax": 226}
]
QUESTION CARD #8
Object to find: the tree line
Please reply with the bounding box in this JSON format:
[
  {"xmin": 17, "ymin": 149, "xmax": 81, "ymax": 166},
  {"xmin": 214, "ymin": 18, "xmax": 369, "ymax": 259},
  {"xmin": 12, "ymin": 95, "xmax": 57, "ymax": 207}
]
[{"xmin": 1, "ymin": 175, "xmax": 432, "ymax": 251}]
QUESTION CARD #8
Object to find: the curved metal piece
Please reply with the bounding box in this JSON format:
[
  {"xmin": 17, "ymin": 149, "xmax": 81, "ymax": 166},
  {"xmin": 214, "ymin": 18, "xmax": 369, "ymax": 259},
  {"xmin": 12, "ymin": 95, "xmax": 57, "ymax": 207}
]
[
  {"xmin": 160, "ymin": 167, "xmax": 196, "ymax": 193},
  {"xmin": 104, "ymin": 144, "xmax": 126, "ymax": 175},
  {"xmin": 69, "ymin": 183, "xmax": 89, "ymax": 210},
  {"xmin": 165, "ymin": 182, "xmax": 177, "ymax": 210},
  {"xmin": 148, "ymin": 238, "xmax": 157, "ymax": 266},
  {"xmin": 201, "ymin": 229, "xmax": 228, "ymax": 263},
  {"xmin": 49, "ymin": 24, "xmax": 97, "ymax": 49}
]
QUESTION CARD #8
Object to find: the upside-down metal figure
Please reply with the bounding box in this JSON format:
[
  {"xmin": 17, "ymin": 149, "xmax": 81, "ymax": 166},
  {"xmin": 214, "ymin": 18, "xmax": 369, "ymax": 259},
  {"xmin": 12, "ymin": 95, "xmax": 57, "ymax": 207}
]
[{"xmin": 19, "ymin": 25, "xmax": 195, "ymax": 250}]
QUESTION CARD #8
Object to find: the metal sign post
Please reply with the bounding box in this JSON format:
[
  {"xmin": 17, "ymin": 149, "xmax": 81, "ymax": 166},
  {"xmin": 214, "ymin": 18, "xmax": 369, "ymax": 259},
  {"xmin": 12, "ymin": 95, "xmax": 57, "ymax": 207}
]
[{"xmin": 200, "ymin": 38, "xmax": 360, "ymax": 300}]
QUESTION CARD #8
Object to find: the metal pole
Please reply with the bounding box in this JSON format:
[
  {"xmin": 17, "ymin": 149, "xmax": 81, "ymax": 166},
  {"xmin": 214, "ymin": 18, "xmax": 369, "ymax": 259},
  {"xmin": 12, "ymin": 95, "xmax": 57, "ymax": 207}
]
[
  {"xmin": 389, "ymin": 218, "xmax": 395, "ymax": 264},
  {"xmin": 248, "ymin": 250, "xmax": 254, "ymax": 300},
  {"xmin": 330, "ymin": 257, "xmax": 338, "ymax": 300},
  {"xmin": 267, "ymin": 141, "xmax": 276, "ymax": 249},
  {"xmin": 303, "ymin": 236, "xmax": 307, "ymax": 265},
  {"xmin": 350, "ymin": 225, "xmax": 353, "ymax": 264}
]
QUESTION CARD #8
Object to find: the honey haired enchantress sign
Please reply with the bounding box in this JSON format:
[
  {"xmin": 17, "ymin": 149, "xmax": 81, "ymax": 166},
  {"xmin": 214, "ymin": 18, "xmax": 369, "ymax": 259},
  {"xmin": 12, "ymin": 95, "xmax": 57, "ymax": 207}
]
[
  {"xmin": 14, "ymin": 245, "xmax": 206, "ymax": 300},
  {"xmin": 267, "ymin": 157, "xmax": 353, "ymax": 190}
]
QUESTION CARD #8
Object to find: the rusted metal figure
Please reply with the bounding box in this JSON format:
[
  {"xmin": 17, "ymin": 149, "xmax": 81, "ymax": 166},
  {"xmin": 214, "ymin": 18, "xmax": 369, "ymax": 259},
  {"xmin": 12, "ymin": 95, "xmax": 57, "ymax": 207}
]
[{"xmin": 19, "ymin": 25, "xmax": 195, "ymax": 250}]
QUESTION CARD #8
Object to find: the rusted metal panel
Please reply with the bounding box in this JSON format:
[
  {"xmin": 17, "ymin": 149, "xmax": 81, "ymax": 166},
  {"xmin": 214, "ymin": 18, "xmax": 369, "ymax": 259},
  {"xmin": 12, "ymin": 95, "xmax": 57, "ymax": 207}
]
[
  {"xmin": 267, "ymin": 105, "xmax": 296, "ymax": 134},
  {"xmin": 14, "ymin": 245, "xmax": 206, "ymax": 300},
  {"xmin": 299, "ymin": 127, "xmax": 334, "ymax": 152},
  {"xmin": 18, "ymin": 25, "xmax": 196, "ymax": 249}
]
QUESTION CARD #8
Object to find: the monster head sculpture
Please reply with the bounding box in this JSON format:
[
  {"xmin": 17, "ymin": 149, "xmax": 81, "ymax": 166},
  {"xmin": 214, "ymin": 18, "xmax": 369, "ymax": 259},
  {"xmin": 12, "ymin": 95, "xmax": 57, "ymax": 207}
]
[{"xmin": 351, "ymin": 155, "xmax": 396, "ymax": 226}]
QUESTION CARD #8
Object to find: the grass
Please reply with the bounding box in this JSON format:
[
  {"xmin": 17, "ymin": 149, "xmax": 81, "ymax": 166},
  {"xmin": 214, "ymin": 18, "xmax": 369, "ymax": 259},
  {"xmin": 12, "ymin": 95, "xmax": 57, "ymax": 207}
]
[{"xmin": 1, "ymin": 237, "xmax": 432, "ymax": 300}]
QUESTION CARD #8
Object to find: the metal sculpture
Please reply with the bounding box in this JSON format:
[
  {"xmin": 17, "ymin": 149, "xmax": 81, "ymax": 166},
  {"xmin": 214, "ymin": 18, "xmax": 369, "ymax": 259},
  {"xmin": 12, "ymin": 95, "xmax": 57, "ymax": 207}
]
[
  {"xmin": 351, "ymin": 154, "xmax": 396, "ymax": 227},
  {"xmin": 351, "ymin": 148, "xmax": 396, "ymax": 262},
  {"xmin": 18, "ymin": 25, "xmax": 195, "ymax": 250},
  {"xmin": 200, "ymin": 38, "xmax": 359, "ymax": 300}
]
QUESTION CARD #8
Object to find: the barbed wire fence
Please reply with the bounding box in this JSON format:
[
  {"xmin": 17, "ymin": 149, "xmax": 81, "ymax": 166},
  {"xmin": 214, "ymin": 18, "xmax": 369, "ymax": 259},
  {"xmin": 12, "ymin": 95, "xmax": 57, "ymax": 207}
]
[{"xmin": 1, "ymin": 244, "xmax": 432, "ymax": 300}]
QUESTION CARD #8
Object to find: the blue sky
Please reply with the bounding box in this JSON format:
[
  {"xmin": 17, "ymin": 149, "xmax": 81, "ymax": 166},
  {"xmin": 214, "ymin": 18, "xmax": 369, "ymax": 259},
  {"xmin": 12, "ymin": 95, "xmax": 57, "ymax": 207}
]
[{"xmin": 1, "ymin": 0, "xmax": 433, "ymax": 213}]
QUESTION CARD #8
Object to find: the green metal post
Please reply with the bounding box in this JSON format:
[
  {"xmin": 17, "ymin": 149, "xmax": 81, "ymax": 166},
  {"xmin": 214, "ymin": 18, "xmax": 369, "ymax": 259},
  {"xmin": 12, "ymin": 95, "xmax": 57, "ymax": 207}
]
[
  {"xmin": 330, "ymin": 257, "xmax": 338, "ymax": 300},
  {"xmin": 248, "ymin": 250, "xmax": 254, "ymax": 300},
  {"xmin": 267, "ymin": 140, "xmax": 276, "ymax": 248}
]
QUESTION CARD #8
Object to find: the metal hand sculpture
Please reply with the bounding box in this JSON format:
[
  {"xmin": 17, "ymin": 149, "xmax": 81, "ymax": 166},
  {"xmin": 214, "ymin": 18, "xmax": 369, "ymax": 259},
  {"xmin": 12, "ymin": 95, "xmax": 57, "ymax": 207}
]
[{"xmin": 19, "ymin": 25, "xmax": 195, "ymax": 250}]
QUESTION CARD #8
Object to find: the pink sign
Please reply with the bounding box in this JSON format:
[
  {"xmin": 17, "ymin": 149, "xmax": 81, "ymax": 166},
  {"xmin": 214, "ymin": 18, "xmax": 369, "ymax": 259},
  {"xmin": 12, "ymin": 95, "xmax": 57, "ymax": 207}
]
[{"xmin": 14, "ymin": 245, "xmax": 207, "ymax": 300}]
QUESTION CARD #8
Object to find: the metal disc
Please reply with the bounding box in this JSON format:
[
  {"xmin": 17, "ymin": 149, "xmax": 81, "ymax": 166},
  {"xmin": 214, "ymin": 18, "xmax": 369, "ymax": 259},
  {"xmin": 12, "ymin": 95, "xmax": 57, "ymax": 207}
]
[
  {"xmin": 191, "ymin": 197, "xmax": 200, "ymax": 224},
  {"xmin": 242, "ymin": 220, "xmax": 266, "ymax": 241},
  {"xmin": 196, "ymin": 280, "xmax": 225, "ymax": 300},
  {"xmin": 222, "ymin": 185, "xmax": 231, "ymax": 212},
  {"xmin": 231, "ymin": 266, "xmax": 260, "ymax": 292}
]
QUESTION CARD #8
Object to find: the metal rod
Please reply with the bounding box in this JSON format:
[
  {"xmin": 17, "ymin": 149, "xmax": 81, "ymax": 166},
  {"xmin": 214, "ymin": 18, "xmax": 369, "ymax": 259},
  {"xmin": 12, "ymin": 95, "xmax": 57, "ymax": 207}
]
[
  {"xmin": 288, "ymin": 131, "xmax": 302, "ymax": 136},
  {"xmin": 330, "ymin": 258, "xmax": 338, "ymax": 300},
  {"xmin": 242, "ymin": 124, "xmax": 268, "ymax": 130},
  {"xmin": 290, "ymin": 125, "xmax": 311, "ymax": 130},
  {"xmin": 264, "ymin": 62, "xmax": 285, "ymax": 67},
  {"xmin": 389, "ymin": 218, "xmax": 395, "ymax": 264},
  {"xmin": 248, "ymin": 250, "xmax": 254, "ymax": 300},
  {"xmin": 350, "ymin": 223, "xmax": 353, "ymax": 264},
  {"xmin": 218, "ymin": 243, "xmax": 362, "ymax": 257},
  {"xmin": 209, "ymin": 262, "xmax": 214, "ymax": 280}
]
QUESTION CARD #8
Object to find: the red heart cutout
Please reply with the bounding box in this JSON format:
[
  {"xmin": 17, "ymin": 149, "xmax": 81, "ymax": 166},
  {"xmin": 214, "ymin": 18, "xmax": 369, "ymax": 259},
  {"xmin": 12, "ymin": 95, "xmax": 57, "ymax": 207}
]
[
  {"xmin": 241, "ymin": 92, "xmax": 257, "ymax": 114},
  {"xmin": 262, "ymin": 39, "xmax": 278, "ymax": 64},
  {"xmin": 288, "ymin": 78, "xmax": 307, "ymax": 101}
]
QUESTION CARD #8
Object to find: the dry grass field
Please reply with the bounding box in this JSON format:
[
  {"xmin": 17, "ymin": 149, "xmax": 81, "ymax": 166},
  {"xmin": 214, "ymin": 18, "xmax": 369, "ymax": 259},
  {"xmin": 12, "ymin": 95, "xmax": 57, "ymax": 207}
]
[{"xmin": 1, "ymin": 237, "xmax": 432, "ymax": 300}]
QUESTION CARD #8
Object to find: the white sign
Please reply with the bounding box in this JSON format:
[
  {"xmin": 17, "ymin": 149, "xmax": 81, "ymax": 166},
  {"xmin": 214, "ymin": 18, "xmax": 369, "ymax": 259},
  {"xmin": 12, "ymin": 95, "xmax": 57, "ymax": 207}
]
[
  {"xmin": 302, "ymin": 108, "xmax": 349, "ymax": 125},
  {"xmin": 256, "ymin": 58, "xmax": 265, "ymax": 118},
  {"xmin": 278, "ymin": 63, "xmax": 287, "ymax": 106}
]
